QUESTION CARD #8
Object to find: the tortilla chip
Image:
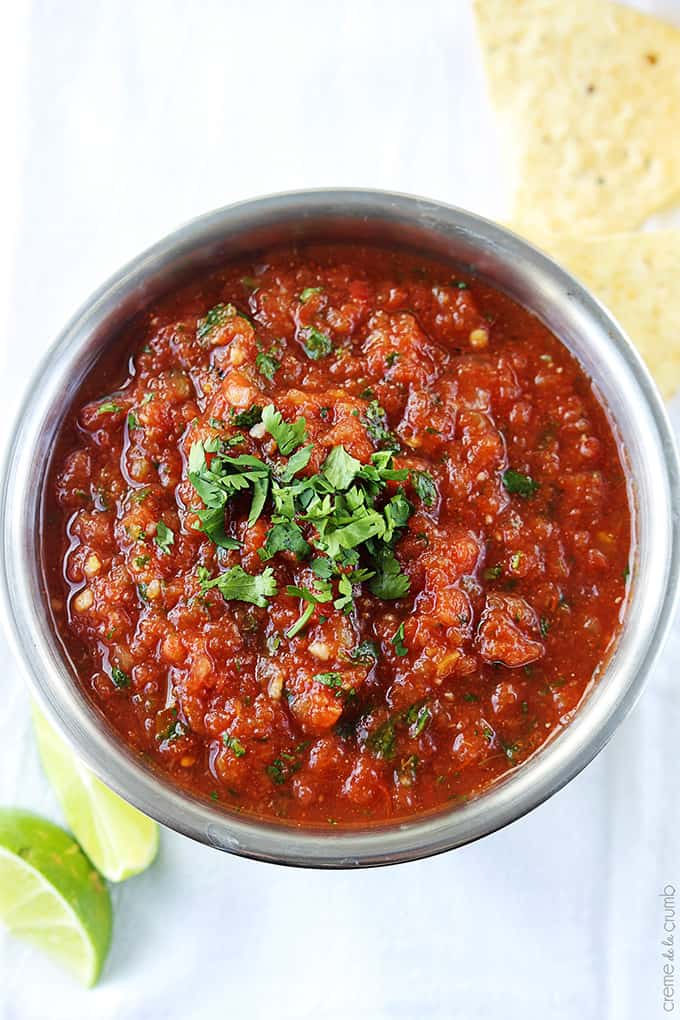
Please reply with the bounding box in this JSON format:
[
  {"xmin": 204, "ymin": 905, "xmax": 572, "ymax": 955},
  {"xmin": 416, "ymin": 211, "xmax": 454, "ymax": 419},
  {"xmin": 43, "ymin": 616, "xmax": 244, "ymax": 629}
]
[
  {"xmin": 474, "ymin": 0, "xmax": 680, "ymax": 237},
  {"xmin": 536, "ymin": 231, "xmax": 680, "ymax": 399}
]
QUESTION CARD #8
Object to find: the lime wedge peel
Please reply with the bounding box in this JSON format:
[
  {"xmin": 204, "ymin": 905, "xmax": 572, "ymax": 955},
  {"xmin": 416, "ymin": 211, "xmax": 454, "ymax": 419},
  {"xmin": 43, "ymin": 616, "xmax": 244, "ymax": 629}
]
[
  {"xmin": 0, "ymin": 808, "xmax": 112, "ymax": 986},
  {"xmin": 32, "ymin": 705, "xmax": 159, "ymax": 883}
]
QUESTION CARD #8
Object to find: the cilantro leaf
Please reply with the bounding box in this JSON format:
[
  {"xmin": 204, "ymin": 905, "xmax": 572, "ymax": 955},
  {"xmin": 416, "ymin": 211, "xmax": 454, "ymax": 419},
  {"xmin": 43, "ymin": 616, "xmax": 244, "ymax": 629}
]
[
  {"xmin": 256, "ymin": 347, "xmax": 281, "ymax": 382},
  {"xmin": 230, "ymin": 406, "xmax": 262, "ymax": 428},
  {"xmin": 311, "ymin": 556, "xmax": 334, "ymax": 579},
  {"xmin": 502, "ymin": 468, "xmax": 539, "ymax": 499},
  {"xmin": 247, "ymin": 474, "xmax": 269, "ymax": 527},
  {"xmin": 368, "ymin": 719, "xmax": 396, "ymax": 760},
  {"xmin": 391, "ymin": 621, "xmax": 408, "ymax": 657},
  {"xmin": 347, "ymin": 640, "xmax": 379, "ymax": 664},
  {"xmin": 259, "ymin": 522, "xmax": 311, "ymax": 562},
  {"xmin": 194, "ymin": 506, "xmax": 241, "ymax": 550},
  {"xmin": 197, "ymin": 303, "xmax": 240, "ymax": 342},
  {"xmin": 406, "ymin": 701, "xmax": 430, "ymax": 736},
  {"xmin": 97, "ymin": 401, "xmax": 122, "ymax": 415},
  {"xmin": 279, "ymin": 444, "xmax": 312, "ymax": 483},
  {"xmin": 200, "ymin": 565, "xmax": 278, "ymax": 607},
  {"xmin": 111, "ymin": 666, "xmax": 130, "ymax": 689},
  {"xmin": 301, "ymin": 326, "xmax": 333, "ymax": 360},
  {"xmin": 285, "ymin": 582, "xmax": 333, "ymax": 638},
  {"xmin": 322, "ymin": 445, "xmax": 361, "ymax": 490},
  {"xmin": 383, "ymin": 492, "xmax": 412, "ymax": 543},
  {"xmin": 411, "ymin": 470, "xmax": 438, "ymax": 507},
  {"xmin": 368, "ymin": 545, "xmax": 410, "ymax": 599},
  {"xmin": 223, "ymin": 734, "xmax": 246, "ymax": 757},
  {"xmin": 262, "ymin": 404, "xmax": 308, "ymax": 456},
  {"xmin": 363, "ymin": 401, "xmax": 400, "ymax": 452},
  {"xmin": 154, "ymin": 521, "xmax": 174, "ymax": 554}
]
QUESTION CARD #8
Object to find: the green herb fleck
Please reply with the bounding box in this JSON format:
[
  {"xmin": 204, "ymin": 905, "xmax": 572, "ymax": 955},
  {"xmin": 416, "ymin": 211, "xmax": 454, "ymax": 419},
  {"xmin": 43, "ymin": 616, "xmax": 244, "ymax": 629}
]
[
  {"xmin": 299, "ymin": 286, "xmax": 323, "ymax": 303},
  {"xmin": 97, "ymin": 401, "xmax": 122, "ymax": 415},
  {"xmin": 368, "ymin": 719, "xmax": 396, "ymax": 760},
  {"xmin": 301, "ymin": 326, "xmax": 333, "ymax": 360},
  {"xmin": 256, "ymin": 347, "xmax": 281, "ymax": 382},
  {"xmin": 363, "ymin": 401, "xmax": 399, "ymax": 452},
  {"xmin": 406, "ymin": 702, "xmax": 430, "ymax": 736},
  {"xmin": 111, "ymin": 666, "xmax": 130, "ymax": 689},
  {"xmin": 223, "ymin": 734, "xmax": 246, "ymax": 757},
  {"xmin": 411, "ymin": 470, "xmax": 438, "ymax": 508},
  {"xmin": 391, "ymin": 621, "xmax": 408, "ymax": 657},
  {"xmin": 200, "ymin": 565, "xmax": 278, "ymax": 608},
  {"xmin": 154, "ymin": 521, "xmax": 174, "ymax": 554},
  {"xmin": 502, "ymin": 468, "xmax": 539, "ymax": 499}
]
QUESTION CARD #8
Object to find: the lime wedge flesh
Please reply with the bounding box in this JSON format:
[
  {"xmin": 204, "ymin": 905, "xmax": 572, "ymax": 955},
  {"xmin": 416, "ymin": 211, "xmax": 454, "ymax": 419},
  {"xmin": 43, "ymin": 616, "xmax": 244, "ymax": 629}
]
[
  {"xmin": 32, "ymin": 706, "xmax": 159, "ymax": 882},
  {"xmin": 0, "ymin": 808, "xmax": 112, "ymax": 986}
]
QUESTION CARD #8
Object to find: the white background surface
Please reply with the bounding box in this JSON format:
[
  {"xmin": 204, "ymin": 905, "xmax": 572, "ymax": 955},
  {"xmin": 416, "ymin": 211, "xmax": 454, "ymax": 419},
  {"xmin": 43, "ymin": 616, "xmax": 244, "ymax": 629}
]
[{"xmin": 1, "ymin": 2, "xmax": 679, "ymax": 1017}]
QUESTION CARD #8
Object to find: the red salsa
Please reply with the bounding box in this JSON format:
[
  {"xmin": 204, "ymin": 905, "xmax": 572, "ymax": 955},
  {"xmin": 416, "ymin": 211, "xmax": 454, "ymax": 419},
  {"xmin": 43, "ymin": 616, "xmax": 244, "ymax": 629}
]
[{"xmin": 46, "ymin": 244, "xmax": 631, "ymax": 825}]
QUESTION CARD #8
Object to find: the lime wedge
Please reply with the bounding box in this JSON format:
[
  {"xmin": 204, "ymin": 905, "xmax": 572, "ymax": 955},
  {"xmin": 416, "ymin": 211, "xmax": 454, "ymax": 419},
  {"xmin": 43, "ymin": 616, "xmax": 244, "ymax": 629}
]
[
  {"xmin": 0, "ymin": 808, "xmax": 112, "ymax": 986},
  {"xmin": 32, "ymin": 706, "xmax": 159, "ymax": 882}
]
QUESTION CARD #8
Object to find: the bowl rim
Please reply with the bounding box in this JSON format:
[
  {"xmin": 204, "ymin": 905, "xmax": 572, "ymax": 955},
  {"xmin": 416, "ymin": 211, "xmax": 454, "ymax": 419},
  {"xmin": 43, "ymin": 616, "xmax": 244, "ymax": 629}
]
[{"xmin": 2, "ymin": 187, "xmax": 679, "ymax": 868}]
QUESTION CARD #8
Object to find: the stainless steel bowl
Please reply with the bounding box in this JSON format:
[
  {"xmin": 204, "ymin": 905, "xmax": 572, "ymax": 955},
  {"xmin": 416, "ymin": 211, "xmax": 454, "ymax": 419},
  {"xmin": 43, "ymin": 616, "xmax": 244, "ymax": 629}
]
[{"xmin": 2, "ymin": 190, "xmax": 678, "ymax": 867}]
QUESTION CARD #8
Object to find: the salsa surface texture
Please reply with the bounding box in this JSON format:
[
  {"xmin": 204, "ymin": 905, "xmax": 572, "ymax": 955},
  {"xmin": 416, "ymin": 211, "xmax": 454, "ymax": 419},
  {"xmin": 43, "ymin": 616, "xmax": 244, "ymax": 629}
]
[{"xmin": 47, "ymin": 244, "xmax": 631, "ymax": 824}]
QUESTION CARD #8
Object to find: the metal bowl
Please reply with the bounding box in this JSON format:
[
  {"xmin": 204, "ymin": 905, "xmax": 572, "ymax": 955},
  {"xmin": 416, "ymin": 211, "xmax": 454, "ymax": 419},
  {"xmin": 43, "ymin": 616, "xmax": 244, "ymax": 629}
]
[{"xmin": 1, "ymin": 190, "xmax": 678, "ymax": 867}]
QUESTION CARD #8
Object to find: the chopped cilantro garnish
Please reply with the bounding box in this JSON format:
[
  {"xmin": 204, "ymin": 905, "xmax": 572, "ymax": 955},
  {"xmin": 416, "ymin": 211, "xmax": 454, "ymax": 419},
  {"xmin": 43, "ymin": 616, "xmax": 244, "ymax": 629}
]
[
  {"xmin": 262, "ymin": 404, "xmax": 308, "ymax": 456},
  {"xmin": 278, "ymin": 444, "xmax": 312, "ymax": 483},
  {"xmin": 259, "ymin": 521, "xmax": 311, "ymax": 562},
  {"xmin": 484, "ymin": 564, "xmax": 502, "ymax": 580},
  {"xmin": 301, "ymin": 326, "xmax": 333, "ymax": 360},
  {"xmin": 385, "ymin": 352, "xmax": 400, "ymax": 367},
  {"xmin": 285, "ymin": 583, "xmax": 333, "ymax": 639},
  {"xmin": 314, "ymin": 672, "xmax": 344, "ymax": 696},
  {"xmin": 127, "ymin": 411, "xmax": 139, "ymax": 430},
  {"xmin": 194, "ymin": 506, "xmax": 241, "ymax": 550},
  {"xmin": 391, "ymin": 621, "xmax": 408, "ymax": 657},
  {"xmin": 411, "ymin": 470, "xmax": 438, "ymax": 508},
  {"xmin": 230, "ymin": 405, "xmax": 263, "ymax": 428},
  {"xmin": 200, "ymin": 565, "xmax": 278, "ymax": 607},
  {"xmin": 363, "ymin": 401, "xmax": 399, "ymax": 452},
  {"xmin": 311, "ymin": 556, "xmax": 334, "ymax": 579},
  {"xmin": 321, "ymin": 445, "xmax": 361, "ymax": 490},
  {"xmin": 97, "ymin": 401, "xmax": 122, "ymax": 415},
  {"xmin": 266, "ymin": 750, "xmax": 304, "ymax": 785},
  {"xmin": 154, "ymin": 521, "xmax": 174, "ymax": 554},
  {"xmin": 510, "ymin": 552, "xmax": 522, "ymax": 571},
  {"xmin": 197, "ymin": 303, "xmax": 239, "ymax": 342},
  {"xmin": 188, "ymin": 440, "xmax": 270, "ymax": 528},
  {"xmin": 299, "ymin": 286, "xmax": 323, "ymax": 303},
  {"xmin": 223, "ymin": 734, "xmax": 246, "ymax": 757},
  {"xmin": 407, "ymin": 702, "xmax": 431, "ymax": 736},
  {"xmin": 347, "ymin": 640, "xmax": 379, "ymax": 664},
  {"xmin": 502, "ymin": 468, "xmax": 539, "ymax": 499},
  {"xmin": 540, "ymin": 617, "xmax": 550, "ymax": 638},
  {"xmin": 368, "ymin": 545, "xmax": 410, "ymax": 600},
  {"xmin": 111, "ymin": 666, "xmax": 130, "ymax": 689},
  {"xmin": 256, "ymin": 347, "xmax": 281, "ymax": 382},
  {"xmin": 463, "ymin": 692, "xmax": 479, "ymax": 703},
  {"xmin": 368, "ymin": 719, "xmax": 396, "ymax": 760}
]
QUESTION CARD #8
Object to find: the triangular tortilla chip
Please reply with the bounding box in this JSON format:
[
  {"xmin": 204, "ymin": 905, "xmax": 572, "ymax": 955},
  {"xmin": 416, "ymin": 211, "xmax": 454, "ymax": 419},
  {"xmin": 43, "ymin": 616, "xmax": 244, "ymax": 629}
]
[
  {"xmin": 537, "ymin": 231, "xmax": 680, "ymax": 399},
  {"xmin": 475, "ymin": 0, "xmax": 680, "ymax": 237}
]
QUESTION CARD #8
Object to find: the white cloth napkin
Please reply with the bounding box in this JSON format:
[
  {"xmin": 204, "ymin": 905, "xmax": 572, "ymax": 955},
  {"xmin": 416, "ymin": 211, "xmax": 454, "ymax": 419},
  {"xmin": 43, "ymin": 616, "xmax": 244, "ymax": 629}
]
[{"xmin": 1, "ymin": 2, "xmax": 679, "ymax": 1017}]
